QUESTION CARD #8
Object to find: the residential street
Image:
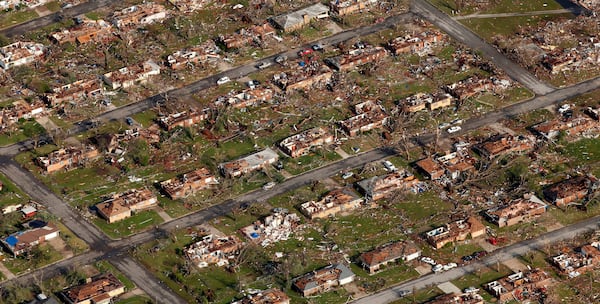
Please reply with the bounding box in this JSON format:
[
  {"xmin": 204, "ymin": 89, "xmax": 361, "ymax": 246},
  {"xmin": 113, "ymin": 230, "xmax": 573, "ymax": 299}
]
[
  {"xmin": 0, "ymin": 0, "xmax": 120, "ymax": 37},
  {"xmin": 411, "ymin": 0, "xmax": 555, "ymax": 95},
  {"xmin": 353, "ymin": 214, "xmax": 600, "ymax": 304}
]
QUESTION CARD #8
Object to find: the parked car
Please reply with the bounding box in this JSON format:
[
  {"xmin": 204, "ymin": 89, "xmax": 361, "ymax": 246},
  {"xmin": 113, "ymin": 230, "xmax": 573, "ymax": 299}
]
[
  {"xmin": 298, "ymin": 49, "xmax": 313, "ymax": 57},
  {"xmin": 421, "ymin": 257, "xmax": 436, "ymax": 265},
  {"xmin": 450, "ymin": 119, "xmax": 464, "ymax": 125},
  {"xmin": 262, "ymin": 182, "xmax": 276, "ymax": 190},
  {"xmin": 256, "ymin": 61, "xmax": 272, "ymax": 69},
  {"xmin": 383, "ymin": 160, "xmax": 397, "ymax": 172},
  {"xmin": 461, "ymin": 255, "xmax": 473, "ymax": 262},
  {"xmin": 444, "ymin": 263, "xmax": 458, "ymax": 270},
  {"xmin": 125, "ymin": 117, "xmax": 134, "ymax": 126},
  {"xmin": 432, "ymin": 264, "xmax": 444, "ymax": 273},
  {"xmin": 447, "ymin": 126, "xmax": 462, "ymax": 133},
  {"xmin": 341, "ymin": 172, "xmax": 354, "ymax": 180},
  {"xmin": 398, "ymin": 290, "xmax": 412, "ymax": 297},
  {"xmin": 311, "ymin": 43, "xmax": 324, "ymax": 51},
  {"xmin": 438, "ymin": 122, "xmax": 450, "ymax": 129},
  {"xmin": 275, "ymin": 55, "xmax": 288, "ymax": 64},
  {"xmin": 474, "ymin": 251, "xmax": 488, "ymax": 259},
  {"xmin": 464, "ymin": 287, "xmax": 479, "ymax": 293},
  {"xmin": 216, "ymin": 76, "xmax": 231, "ymax": 85}
]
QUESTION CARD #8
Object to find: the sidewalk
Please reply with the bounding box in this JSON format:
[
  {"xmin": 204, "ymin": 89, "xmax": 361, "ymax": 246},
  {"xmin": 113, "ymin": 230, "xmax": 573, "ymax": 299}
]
[{"xmin": 0, "ymin": 261, "xmax": 15, "ymax": 280}]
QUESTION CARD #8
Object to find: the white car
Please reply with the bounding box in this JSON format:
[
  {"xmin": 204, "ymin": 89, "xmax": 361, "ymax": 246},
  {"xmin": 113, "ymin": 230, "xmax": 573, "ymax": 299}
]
[
  {"xmin": 262, "ymin": 182, "xmax": 276, "ymax": 190},
  {"xmin": 558, "ymin": 104, "xmax": 571, "ymax": 114},
  {"xmin": 432, "ymin": 264, "xmax": 444, "ymax": 273},
  {"xmin": 421, "ymin": 257, "xmax": 436, "ymax": 265},
  {"xmin": 341, "ymin": 172, "xmax": 354, "ymax": 179},
  {"xmin": 216, "ymin": 76, "xmax": 231, "ymax": 85},
  {"xmin": 447, "ymin": 126, "xmax": 462, "ymax": 134},
  {"xmin": 443, "ymin": 263, "xmax": 458, "ymax": 270},
  {"xmin": 438, "ymin": 122, "xmax": 450, "ymax": 129},
  {"xmin": 256, "ymin": 61, "xmax": 272, "ymax": 69},
  {"xmin": 383, "ymin": 160, "xmax": 396, "ymax": 172},
  {"xmin": 450, "ymin": 119, "xmax": 463, "ymax": 125}
]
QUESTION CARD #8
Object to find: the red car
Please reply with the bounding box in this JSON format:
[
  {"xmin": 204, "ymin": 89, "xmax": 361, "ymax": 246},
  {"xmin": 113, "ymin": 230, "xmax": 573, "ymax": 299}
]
[{"xmin": 298, "ymin": 49, "xmax": 313, "ymax": 57}]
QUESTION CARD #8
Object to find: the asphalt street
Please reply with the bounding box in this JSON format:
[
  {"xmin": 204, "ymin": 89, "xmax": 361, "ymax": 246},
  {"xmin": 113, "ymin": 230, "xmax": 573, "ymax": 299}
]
[
  {"xmin": 416, "ymin": 74, "xmax": 600, "ymax": 144},
  {"xmin": 411, "ymin": 0, "xmax": 555, "ymax": 96},
  {"xmin": 0, "ymin": 0, "xmax": 120, "ymax": 37},
  {"xmin": 353, "ymin": 214, "xmax": 600, "ymax": 304}
]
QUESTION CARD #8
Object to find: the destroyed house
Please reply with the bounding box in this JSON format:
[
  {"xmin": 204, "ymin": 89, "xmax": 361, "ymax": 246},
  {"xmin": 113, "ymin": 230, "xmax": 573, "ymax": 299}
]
[
  {"xmin": 329, "ymin": 0, "xmax": 378, "ymax": 16},
  {"xmin": 532, "ymin": 115, "xmax": 599, "ymax": 140},
  {"xmin": 425, "ymin": 292, "xmax": 484, "ymax": 304},
  {"xmin": 299, "ymin": 187, "xmax": 364, "ymax": 219},
  {"xmin": 444, "ymin": 76, "xmax": 492, "ymax": 100},
  {"xmin": 484, "ymin": 269, "xmax": 552, "ymax": 304},
  {"xmin": 414, "ymin": 157, "xmax": 444, "ymax": 180},
  {"xmin": 184, "ymin": 234, "xmax": 242, "ymax": 268},
  {"xmin": 356, "ymin": 171, "xmax": 421, "ymax": 201},
  {"xmin": 240, "ymin": 209, "xmax": 301, "ymax": 247},
  {"xmin": 551, "ymin": 242, "xmax": 600, "ymax": 277},
  {"xmin": 219, "ymin": 148, "xmax": 279, "ymax": 178},
  {"xmin": 0, "ymin": 100, "xmax": 45, "ymax": 130},
  {"xmin": 219, "ymin": 23, "xmax": 275, "ymax": 49},
  {"xmin": 399, "ymin": 92, "xmax": 453, "ymax": 113},
  {"xmin": 425, "ymin": 217, "xmax": 485, "ymax": 249},
  {"xmin": 218, "ymin": 87, "xmax": 274, "ymax": 109},
  {"xmin": 543, "ymin": 175, "xmax": 598, "ymax": 207},
  {"xmin": 111, "ymin": 3, "xmax": 167, "ymax": 29},
  {"xmin": 160, "ymin": 167, "xmax": 218, "ymax": 200},
  {"xmin": 339, "ymin": 105, "xmax": 388, "ymax": 136},
  {"xmin": 359, "ymin": 241, "xmax": 421, "ymax": 274},
  {"xmin": 158, "ymin": 108, "xmax": 211, "ymax": 130},
  {"xmin": 388, "ymin": 30, "xmax": 445, "ymax": 55},
  {"xmin": 98, "ymin": 127, "xmax": 160, "ymax": 153},
  {"xmin": 1, "ymin": 222, "xmax": 59, "ymax": 256},
  {"xmin": 61, "ymin": 273, "xmax": 125, "ymax": 304},
  {"xmin": 232, "ymin": 289, "xmax": 290, "ymax": 304},
  {"xmin": 270, "ymin": 3, "xmax": 329, "ymax": 32},
  {"xmin": 325, "ymin": 46, "xmax": 387, "ymax": 71},
  {"xmin": 279, "ymin": 127, "xmax": 334, "ymax": 158},
  {"xmin": 95, "ymin": 188, "xmax": 157, "ymax": 223},
  {"xmin": 0, "ymin": 41, "xmax": 45, "ymax": 70},
  {"xmin": 102, "ymin": 60, "xmax": 161, "ymax": 90},
  {"xmin": 50, "ymin": 19, "xmax": 113, "ymax": 45},
  {"xmin": 273, "ymin": 64, "xmax": 333, "ymax": 91},
  {"xmin": 45, "ymin": 79, "xmax": 103, "ymax": 106},
  {"xmin": 474, "ymin": 134, "xmax": 535, "ymax": 160},
  {"xmin": 541, "ymin": 49, "xmax": 579, "ymax": 74},
  {"xmin": 484, "ymin": 194, "xmax": 547, "ymax": 227},
  {"xmin": 293, "ymin": 264, "xmax": 355, "ymax": 297},
  {"xmin": 167, "ymin": 0, "xmax": 211, "ymax": 12},
  {"xmin": 167, "ymin": 40, "xmax": 220, "ymax": 70},
  {"xmin": 36, "ymin": 146, "xmax": 99, "ymax": 174}
]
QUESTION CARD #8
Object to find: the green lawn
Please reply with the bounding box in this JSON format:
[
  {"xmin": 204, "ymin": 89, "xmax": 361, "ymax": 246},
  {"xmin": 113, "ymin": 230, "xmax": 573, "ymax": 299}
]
[
  {"xmin": 282, "ymin": 149, "xmax": 342, "ymax": 176},
  {"xmin": 460, "ymin": 14, "xmax": 574, "ymax": 41},
  {"xmin": 430, "ymin": 0, "xmax": 564, "ymax": 15},
  {"xmin": 451, "ymin": 264, "xmax": 513, "ymax": 302},
  {"xmin": 2, "ymin": 243, "xmax": 63, "ymax": 274},
  {"xmin": 0, "ymin": 9, "xmax": 38, "ymax": 29},
  {"xmin": 93, "ymin": 210, "xmax": 164, "ymax": 239},
  {"xmin": 390, "ymin": 286, "xmax": 444, "ymax": 304},
  {"xmin": 0, "ymin": 119, "xmax": 46, "ymax": 147},
  {"xmin": 0, "ymin": 172, "xmax": 29, "ymax": 208}
]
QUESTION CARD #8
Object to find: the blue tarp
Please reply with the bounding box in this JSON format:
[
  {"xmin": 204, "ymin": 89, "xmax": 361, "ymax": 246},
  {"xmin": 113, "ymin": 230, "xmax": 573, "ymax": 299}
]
[{"xmin": 5, "ymin": 235, "xmax": 18, "ymax": 247}]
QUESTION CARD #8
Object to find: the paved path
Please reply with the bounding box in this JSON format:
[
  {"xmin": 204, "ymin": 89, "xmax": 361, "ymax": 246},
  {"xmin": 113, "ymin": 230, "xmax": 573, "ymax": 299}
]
[
  {"xmin": 411, "ymin": 0, "xmax": 555, "ymax": 95},
  {"xmin": 353, "ymin": 214, "xmax": 600, "ymax": 304},
  {"xmin": 0, "ymin": 261, "xmax": 15, "ymax": 280}
]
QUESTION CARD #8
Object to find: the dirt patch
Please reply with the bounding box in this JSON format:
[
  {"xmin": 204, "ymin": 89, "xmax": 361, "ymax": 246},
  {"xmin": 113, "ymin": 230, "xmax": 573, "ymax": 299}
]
[
  {"xmin": 475, "ymin": 238, "xmax": 498, "ymax": 252},
  {"xmin": 415, "ymin": 264, "xmax": 432, "ymax": 275},
  {"xmin": 545, "ymin": 222, "xmax": 564, "ymax": 232},
  {"xmin": 325, "ymin": 22, "xmax": 343, "ymax": 35},
  {"xmin": 503, "ymin": 257, "xmax": 528, "ymax": 272},
  {"xmin": 437, "ymin": 281, "xmax": 461, "ymax": 294},
  {"xmin": 48, "ymin": 237, "xmax": 74, "ymax": 259},
  {"xmin": 344, "ymin": 282, "xmax": 368, "ymax": 299}
]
